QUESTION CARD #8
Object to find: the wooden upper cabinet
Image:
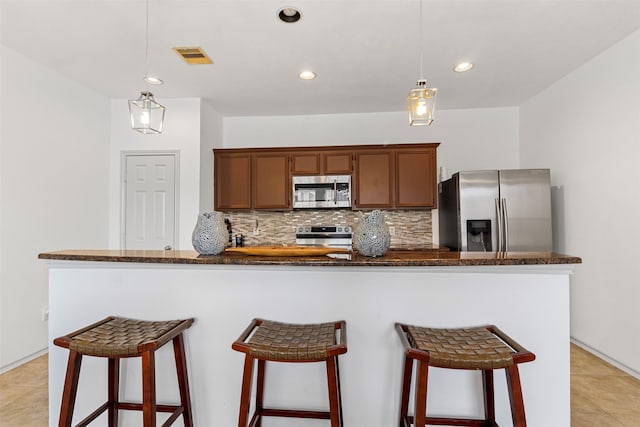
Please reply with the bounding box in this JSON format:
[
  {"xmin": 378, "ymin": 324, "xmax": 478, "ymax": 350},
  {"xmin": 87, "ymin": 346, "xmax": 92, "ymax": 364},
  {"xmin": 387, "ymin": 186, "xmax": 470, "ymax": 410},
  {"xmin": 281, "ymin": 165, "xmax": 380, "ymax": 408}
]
[
  {"xmin": 252, "ymin": 153, "xmax": 290, "ymax": 210},
  {"xmin": 291, "ymin": 152, "xmax": 321, "ymax": 175},
  {"xmin": 323, "ymin": 151, "xmax": 352, "ymax": 174},
  {"xmin": 214, "ymin": 151, "xmax": 252, "ymax": 210},
  {"xmin": 395, "ymin": 148, "xmax": 437, "ymax": 208},
  {"xmin": 354, "ymin": 144, "xmax": 438, "ymax": 209},
  {"xmin": 354, "ymin": 150, "xmax": 393, "ymax": 208},
  {"xmin": 214, "ymin": 150, "xmax": 291, "ymax": 210},
  {"xmin": 291, "ymin": 150, "xmax": 352, "ymax": 175}
]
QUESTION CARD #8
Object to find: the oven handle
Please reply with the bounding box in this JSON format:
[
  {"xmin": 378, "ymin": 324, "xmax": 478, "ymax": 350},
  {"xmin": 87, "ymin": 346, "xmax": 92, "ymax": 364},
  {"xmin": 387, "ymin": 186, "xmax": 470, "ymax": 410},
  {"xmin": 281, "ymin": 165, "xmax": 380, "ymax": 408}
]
[{"xmin": 296, "ymin": 233, "xmax": 353, "ymax": 239}]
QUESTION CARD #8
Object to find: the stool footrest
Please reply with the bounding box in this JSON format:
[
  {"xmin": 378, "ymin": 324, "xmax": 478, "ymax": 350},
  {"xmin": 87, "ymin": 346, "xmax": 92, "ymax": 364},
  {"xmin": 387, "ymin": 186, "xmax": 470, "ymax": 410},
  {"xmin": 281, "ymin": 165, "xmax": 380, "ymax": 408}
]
[
  {"xmin": 75, "ymin": 402, "xmax": 111, "ymax": 427},
  {"xmin": 75, "ymin": 402, "xmax": 184, "ymax": 427},
  {"xmin": 405, "ymin": 414, "xmax": 499, "ymax": 426},
  {"xmin": 116, "ymin": 402, "xmax": 183, "ymax": 413},
  {"xmin": 260, "ymin": 408, "xmax": 331, "ymax": 419}
]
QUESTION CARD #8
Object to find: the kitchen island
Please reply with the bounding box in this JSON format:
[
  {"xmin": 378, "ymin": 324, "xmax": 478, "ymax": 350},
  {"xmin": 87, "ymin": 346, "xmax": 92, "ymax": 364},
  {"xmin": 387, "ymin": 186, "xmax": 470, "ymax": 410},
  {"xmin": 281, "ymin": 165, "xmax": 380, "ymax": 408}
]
[{"xmin": 40, "ymin": 249, "xmax": 580, "ymax": 427}]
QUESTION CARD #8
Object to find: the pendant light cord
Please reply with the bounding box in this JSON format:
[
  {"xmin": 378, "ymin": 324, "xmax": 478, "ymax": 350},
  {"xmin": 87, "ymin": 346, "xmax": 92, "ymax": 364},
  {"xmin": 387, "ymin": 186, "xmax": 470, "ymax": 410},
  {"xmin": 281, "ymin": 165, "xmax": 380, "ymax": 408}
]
[
  {"xmin": 145, "ymin": 0, "xmax": 150, "ymax": 91},
  {"xmin": 419, "ymin": 0, "xmax": 423, "ymax": 80}
]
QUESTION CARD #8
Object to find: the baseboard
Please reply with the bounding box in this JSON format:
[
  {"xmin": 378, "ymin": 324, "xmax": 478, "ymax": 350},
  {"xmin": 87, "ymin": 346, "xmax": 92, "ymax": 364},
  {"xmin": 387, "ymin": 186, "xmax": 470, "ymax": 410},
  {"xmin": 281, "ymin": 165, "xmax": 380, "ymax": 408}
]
[
  {"xmin": 0, "ymin": 348, "xmax": 48, "ymax": 375},
  {"xmin": 571, "ymin": 337, "xmax": 640, "ymax": 380}
]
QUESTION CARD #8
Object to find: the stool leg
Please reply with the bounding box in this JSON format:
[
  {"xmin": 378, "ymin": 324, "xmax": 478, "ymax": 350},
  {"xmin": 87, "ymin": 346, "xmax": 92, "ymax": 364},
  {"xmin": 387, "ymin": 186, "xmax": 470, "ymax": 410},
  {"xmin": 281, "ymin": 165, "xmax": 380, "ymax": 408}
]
[
  {"xmin": 238, "ymin": 355, "xmax": 255, "ymax": 427},
  {"xmin": 142, "ymin": 350, "xmax": 157, "ymax": 427},
  {"xmin": 255, "ymin": 359, "xmax": 266, "ymax": 427},
  {"xmin": 336, "ymin": 356, "xmax": 344, "ymax": 426},
  {"xmin": 59, "ymin": 351, "xmax": 83, "ymax": 427},
  {"xmin": 506, "ymin": 364, "xmax": 527, "ymax": 427},
  {"xmin": 326, "ymin": 355, "xmax": 342, "ymax": 427},
  {"xmin": 413, "ymin": 360, "xmax": 429, "ymax": 427},
  {"xmin": 398, "ymin": 355, "xmax": 413, "ymax": 427},
  {"xmin": 107, "ymin": 358, "xmax": 120, "ymax": 427},
  {"xmin": 172, "ymin": 333, "xmax": 194, "ymax": 427},
  {"xmin": 482, "ymin": 369, "xmax": 495, "ymax": 424}
]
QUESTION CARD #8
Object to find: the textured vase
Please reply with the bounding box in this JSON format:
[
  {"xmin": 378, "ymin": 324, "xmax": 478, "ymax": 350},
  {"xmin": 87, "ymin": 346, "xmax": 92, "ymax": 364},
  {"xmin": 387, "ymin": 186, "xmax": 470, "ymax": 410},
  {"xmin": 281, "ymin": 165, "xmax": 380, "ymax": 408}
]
[
  {"xmin": 192, "ymin": 211, "xmax": 227, "ymax": 255},
  {"xmin": 353, "ymin": 210, "xmax": 391, "ymax": 257}
]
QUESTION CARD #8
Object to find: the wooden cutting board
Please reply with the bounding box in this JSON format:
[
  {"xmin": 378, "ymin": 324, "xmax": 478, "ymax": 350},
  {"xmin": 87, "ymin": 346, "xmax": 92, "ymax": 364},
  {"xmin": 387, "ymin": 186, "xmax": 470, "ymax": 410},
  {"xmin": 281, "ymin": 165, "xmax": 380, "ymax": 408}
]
[{"xmin": 225, "ymin": 246, "xmax": 350, "ymax": 257}]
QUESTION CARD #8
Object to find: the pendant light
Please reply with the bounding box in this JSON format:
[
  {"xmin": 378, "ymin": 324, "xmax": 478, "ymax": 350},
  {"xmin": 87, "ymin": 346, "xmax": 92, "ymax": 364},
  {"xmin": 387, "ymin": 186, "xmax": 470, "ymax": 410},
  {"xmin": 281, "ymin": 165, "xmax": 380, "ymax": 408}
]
[
  {"xmin": 129, "ymin": 0, "xmax": 166, "ymax": 134},
  {"xmin": 407, "ymin": 0, "xmax": 437, "ymax": 126}
]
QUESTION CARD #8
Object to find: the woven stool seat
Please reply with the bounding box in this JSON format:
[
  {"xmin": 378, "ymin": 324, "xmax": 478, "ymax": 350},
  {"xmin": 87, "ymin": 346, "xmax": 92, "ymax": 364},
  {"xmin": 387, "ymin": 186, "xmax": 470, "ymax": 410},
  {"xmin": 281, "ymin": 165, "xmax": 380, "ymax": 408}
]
[
  {"xmin": 58, "ymin": 317, "xmax": 189, "ymax": 357},
  {"xmin": 396, "ymin": 323, "xmax": 535, "ymax": 427},
  {"xmin": 233, "ymin": 318, "xmax": 347, "ymax": 427},
  {"xmin": 244, "ymin": 319, "xmax": 340, "ymax": 361},
  {"xmin": 406, "ymin": 325, "xmax": 515, "ymax": 369},
  {"xmin": 54, "ymin": 316, "xmax": 194, "ymax": 427}
]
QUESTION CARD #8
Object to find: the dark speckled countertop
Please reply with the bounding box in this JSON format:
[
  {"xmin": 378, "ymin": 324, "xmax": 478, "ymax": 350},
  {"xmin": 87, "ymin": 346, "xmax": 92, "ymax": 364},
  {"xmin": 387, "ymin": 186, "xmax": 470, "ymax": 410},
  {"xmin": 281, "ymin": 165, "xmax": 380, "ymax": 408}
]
[{"xmin": 38, "ymin": 249, "xmax": 582, "ymax": 267}]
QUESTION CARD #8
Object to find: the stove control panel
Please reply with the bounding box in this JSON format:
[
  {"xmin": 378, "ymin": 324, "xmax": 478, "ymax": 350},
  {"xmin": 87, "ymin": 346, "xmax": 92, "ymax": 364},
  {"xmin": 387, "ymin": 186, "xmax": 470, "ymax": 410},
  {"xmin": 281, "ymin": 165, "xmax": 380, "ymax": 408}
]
[{"xmin": 296, "ymin": 225, "xmax": 351, "ymax": 234}]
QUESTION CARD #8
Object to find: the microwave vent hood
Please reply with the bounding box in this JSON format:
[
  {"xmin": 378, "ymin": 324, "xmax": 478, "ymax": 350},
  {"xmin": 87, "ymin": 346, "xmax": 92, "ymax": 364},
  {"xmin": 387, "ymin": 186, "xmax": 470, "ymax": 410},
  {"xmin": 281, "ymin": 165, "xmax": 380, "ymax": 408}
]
[{"xmin": 292, "ymin": 175, "xmax": 352, "ymax": 209}]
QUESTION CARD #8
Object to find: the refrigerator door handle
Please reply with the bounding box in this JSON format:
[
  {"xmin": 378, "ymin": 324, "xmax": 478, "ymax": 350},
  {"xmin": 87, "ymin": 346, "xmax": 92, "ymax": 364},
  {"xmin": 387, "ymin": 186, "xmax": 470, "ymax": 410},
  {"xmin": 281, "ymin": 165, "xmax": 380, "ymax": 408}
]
[
  {"xmin": 495, "ymin": 198, "xmax": 503, "ymax": 252},
  {"xmin": 502, "ymin": 198, "xmax": 509, "ymax": 252}
]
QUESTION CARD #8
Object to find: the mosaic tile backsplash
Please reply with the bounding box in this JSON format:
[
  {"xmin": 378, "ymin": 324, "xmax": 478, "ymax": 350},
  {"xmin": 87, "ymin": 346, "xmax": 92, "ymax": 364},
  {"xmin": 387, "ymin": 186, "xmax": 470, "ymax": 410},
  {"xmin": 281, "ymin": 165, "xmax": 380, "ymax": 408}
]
[{"xmin": 220, "ymin": 209, "xmax": 432, "ymax": 247}]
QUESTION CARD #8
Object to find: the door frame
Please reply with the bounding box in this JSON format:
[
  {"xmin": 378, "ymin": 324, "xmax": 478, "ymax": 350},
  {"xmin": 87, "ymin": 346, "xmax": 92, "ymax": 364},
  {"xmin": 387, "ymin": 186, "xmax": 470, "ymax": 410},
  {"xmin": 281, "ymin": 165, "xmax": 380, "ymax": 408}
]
[{"xmin": 120, "ymin": 150, "xmax": 181, "ymax": 249}]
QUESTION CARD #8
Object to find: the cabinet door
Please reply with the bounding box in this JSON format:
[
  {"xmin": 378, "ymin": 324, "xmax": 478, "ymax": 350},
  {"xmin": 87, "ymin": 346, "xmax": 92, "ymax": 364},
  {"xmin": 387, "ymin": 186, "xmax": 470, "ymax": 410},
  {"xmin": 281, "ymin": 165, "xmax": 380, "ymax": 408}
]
[
  {"xmin": 323, "ymin": 151, "xmax": 353, "ymax": 174},
  {"xmin": 253, "ymin": 153, "xmax": 290, "ymax": 210},
  {"xmin": 291, "ymin": 152, "xmax": 320, "ymax": 175},
  {"xmin": 354, "ymin": 150, "xmax": 393, "ymax": 208},
  {"xmin": 214, "ymin": 152, "xmax": 252, "ymax": 210},
  {"xmin": 395, "ymin": 148, "xmax": 437, "ymax": 208}
]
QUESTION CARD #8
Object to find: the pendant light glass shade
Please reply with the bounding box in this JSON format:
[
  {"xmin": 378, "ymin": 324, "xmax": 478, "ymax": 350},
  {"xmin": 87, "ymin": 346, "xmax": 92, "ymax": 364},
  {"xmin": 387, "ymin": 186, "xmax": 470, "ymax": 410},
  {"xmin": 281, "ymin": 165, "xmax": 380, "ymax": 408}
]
[
  {"xmin": 407, "ymin": 80, "xmax": 437, "ymax": 126},
  {"xmin": 128, "ymin": 91, "xmax": 166, "ymax": 134}
]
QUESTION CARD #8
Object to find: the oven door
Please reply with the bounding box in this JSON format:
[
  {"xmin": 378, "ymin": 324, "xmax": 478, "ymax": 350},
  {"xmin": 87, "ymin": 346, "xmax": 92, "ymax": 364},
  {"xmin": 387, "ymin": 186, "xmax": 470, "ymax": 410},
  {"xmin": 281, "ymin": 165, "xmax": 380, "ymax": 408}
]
[{"xmin": 292, "ymin": 175, "xmax": 351, "ymax": 208}]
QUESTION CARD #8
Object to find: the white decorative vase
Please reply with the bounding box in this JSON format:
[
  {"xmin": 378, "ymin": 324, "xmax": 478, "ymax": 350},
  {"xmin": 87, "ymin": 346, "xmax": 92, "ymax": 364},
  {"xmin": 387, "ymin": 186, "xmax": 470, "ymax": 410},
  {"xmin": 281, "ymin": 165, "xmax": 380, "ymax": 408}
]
[
  {"xmin": 353, "ymin": 210, "xmax": 391, "ymax": 257},
  {"xmin": 192, "ymin": 211, "xmax": 227, "ymax": 255}
]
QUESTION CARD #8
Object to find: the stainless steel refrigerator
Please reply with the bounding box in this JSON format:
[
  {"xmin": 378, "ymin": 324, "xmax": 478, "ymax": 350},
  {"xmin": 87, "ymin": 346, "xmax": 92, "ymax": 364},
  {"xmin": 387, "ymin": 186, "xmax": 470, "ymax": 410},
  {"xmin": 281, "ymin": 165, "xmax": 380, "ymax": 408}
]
[{"xmin": 438, "ymin": 169, "xmax": 552, "ymax": 252}]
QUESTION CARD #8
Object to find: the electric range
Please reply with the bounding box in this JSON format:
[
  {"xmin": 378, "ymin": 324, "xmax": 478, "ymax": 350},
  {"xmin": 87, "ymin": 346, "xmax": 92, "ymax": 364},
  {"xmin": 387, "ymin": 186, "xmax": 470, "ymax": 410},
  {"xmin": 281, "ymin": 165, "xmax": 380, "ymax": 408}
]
[{"xmin": 295, "ymin": 225, "xmax": 352, "ymax": 248}]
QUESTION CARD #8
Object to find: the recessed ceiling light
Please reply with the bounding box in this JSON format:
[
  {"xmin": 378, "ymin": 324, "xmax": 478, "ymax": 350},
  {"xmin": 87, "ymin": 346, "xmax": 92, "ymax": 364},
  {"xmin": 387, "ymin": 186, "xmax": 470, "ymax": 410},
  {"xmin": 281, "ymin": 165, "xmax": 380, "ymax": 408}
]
[
  {"xmin": 453, "ymin": 62, "xmax": 474, "ymax": 73},
  {"xmin": 278, "ymin": 7, "xmax": 302, "ymax": 23},
  {"xmin": 144, "ymin": 76, "xmax": 163, "ymax": 85},
  {"xmin": 299, "ymin": 70, "xmax": 316, "ymax": 80}
]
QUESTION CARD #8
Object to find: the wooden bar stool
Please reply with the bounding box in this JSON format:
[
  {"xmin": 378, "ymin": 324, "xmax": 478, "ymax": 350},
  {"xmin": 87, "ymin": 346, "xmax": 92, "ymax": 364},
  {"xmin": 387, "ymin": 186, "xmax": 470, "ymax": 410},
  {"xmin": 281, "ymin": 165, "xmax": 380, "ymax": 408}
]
[
  {"xmin": 53, "ymin": 316, "xmax": 194, "ymax": 427},
  {"xmin": 232, "ymin": 318, "xmax": 347, "ymax": 427},
  {"xmin": 395, "ymin": 323, "xmax": 535, "ymax": 427}
]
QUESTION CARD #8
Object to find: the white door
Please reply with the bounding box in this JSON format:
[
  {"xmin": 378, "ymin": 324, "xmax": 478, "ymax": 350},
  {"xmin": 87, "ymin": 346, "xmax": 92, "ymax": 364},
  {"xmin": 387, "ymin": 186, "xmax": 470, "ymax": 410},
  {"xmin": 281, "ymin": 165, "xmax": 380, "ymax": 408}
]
[{"xmin": 124, "ymin": 154, "xmax": 177, "ymax": 250}]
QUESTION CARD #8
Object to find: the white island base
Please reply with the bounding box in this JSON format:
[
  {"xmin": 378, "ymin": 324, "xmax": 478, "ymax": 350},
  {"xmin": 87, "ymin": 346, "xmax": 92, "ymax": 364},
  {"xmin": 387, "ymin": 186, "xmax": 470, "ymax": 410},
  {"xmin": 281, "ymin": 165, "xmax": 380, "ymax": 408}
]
[{"xmin": 45, "ymin": 261, "xmax": 574, "ymax": 427}]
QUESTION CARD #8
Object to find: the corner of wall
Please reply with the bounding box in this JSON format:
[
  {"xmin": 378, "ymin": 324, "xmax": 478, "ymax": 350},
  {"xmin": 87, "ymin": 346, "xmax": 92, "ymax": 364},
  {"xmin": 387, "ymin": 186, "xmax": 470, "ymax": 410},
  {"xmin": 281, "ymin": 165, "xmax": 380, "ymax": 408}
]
[{"xmin": 199, "ymin": 100, "xmax": 224, "ymax": 213}]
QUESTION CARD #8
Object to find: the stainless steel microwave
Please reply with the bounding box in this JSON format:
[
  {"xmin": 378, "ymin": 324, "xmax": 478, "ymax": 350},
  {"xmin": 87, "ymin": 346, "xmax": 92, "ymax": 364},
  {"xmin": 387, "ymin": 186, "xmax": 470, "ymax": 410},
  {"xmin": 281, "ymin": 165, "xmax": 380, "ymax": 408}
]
[{"xmin": 292, "ymin": 175, "xmax": 352, "ymax": 208}]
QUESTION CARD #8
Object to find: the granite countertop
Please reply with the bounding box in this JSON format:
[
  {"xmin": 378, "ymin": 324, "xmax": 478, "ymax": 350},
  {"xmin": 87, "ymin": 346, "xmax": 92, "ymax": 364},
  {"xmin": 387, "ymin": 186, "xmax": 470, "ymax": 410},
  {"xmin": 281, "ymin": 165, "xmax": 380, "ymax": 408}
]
[{"xmin": 38, "ymin": 249, "xmax": 582, "ymax": 267}]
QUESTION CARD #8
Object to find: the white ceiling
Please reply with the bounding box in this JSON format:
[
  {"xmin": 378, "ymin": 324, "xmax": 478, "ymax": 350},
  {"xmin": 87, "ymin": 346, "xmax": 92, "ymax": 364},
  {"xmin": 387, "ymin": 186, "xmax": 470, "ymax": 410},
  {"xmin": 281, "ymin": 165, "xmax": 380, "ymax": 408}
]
[{"xmin": 2, "ymin": 0, "xmax": 640, "ymax": 117}]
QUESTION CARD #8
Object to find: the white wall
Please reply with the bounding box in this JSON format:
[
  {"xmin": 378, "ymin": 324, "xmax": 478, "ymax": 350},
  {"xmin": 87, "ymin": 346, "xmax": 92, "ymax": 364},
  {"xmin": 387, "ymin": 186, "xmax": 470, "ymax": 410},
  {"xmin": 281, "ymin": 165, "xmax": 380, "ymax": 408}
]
[
  {"xmin": 199, "ymin": 100, "xmax": 224, "ymax": 213},
  {"xmin": 223, "ymin": 107, "xmax": 520, "ymax": 177},
  {"xmin": 0, "ymin": 45, "xmax": 110, "ymax": 369},
  {"xmin": 108, "ymin": 97, "xmax": 203, "ymax": 250},
  {"xmin": 520, "ymin": 30, "xmax": 640, "ymax": 374}
]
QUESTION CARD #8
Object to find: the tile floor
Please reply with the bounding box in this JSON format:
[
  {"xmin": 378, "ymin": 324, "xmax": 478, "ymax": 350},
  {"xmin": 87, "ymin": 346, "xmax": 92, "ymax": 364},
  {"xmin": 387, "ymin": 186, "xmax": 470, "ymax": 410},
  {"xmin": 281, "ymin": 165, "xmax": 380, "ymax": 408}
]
[
  {"xmin": 0, "ymin": 353, "xmax": 48, "ymax": 426},
  {"xmin": 0, "ymin": 344, "xmax": 638, "ymax": 426},
  {"xmin": 570, "ymin": 345, "xmax": 640, "ymax": 426}
]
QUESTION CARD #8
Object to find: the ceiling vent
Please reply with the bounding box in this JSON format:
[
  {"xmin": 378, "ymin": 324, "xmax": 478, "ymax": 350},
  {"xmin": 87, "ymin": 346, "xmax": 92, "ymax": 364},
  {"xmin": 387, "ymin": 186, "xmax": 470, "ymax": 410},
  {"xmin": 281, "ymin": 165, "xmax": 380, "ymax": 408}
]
[{"xmin": 172, "ymin": 47, "xmax": 213, "ymax": 64}]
